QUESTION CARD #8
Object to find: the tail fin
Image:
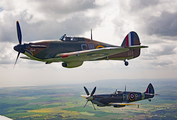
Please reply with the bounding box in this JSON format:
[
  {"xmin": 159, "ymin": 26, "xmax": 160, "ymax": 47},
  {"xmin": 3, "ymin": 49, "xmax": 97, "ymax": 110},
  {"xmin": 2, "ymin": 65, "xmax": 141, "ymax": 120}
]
[
  {"xmin": 121, "ymin": 31, "xmax": 140, "ymax": 47},
  {"xmin": 145, "ymin": 83, "xmax": 154, "ymax": 94}
]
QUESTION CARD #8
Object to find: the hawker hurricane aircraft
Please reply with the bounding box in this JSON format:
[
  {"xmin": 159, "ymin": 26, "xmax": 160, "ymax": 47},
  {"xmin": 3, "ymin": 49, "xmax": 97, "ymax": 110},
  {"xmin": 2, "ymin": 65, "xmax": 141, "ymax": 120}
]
[
  {"xmin": 14, "ymin": 21, "xmax": 148, "ymax": 68},
  {"xmin": 81, "ymin": 83, "xmax": 156, "ymax": 110}
]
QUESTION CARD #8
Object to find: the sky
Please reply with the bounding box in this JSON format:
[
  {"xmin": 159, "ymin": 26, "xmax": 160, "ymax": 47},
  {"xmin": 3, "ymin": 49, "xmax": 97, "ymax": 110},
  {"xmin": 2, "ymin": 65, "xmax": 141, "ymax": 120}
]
[{"xmin": 0, "ymin": 0, "xmax": 177, "ymax": 87}]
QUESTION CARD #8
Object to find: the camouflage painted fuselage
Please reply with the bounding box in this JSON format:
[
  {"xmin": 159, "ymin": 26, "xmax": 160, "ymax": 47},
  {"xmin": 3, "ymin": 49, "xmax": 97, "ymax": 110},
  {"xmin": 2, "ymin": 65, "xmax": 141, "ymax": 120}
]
[
  {"xmin": 14, "ymin": 21, "xmax": 147, "ymax": 68},
  {"xmin": 14, "ymin": 31, "xmax": 146, "ymax": 68},
  {"xmin": 23, "ymin": 37, "xmax": 140, "ymax": 62},
  {"xmin": 81, "ymin": 83, "xmax": 155, "ymax": 108},
  {"xmin": 92, "ymin": 91, "xmax": 154, "ymax": 107}
]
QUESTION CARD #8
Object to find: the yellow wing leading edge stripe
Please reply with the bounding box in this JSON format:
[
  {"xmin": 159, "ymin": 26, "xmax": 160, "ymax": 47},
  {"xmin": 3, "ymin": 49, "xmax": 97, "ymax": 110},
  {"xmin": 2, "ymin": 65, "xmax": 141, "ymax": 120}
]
[{"xmin": 109, "ymin": 103, "xmax": 138, "ymax": 106}]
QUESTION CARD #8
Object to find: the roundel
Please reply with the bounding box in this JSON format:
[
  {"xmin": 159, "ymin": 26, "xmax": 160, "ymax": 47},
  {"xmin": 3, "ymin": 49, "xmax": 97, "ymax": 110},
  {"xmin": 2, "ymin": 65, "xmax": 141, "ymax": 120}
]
[
  {"xmin": 129, "ymin": 92, "xmax": 136, "ymax": 101},
  {"xmin": 96, "ymin": 45, "xmax": 104, "ymax": 49}
]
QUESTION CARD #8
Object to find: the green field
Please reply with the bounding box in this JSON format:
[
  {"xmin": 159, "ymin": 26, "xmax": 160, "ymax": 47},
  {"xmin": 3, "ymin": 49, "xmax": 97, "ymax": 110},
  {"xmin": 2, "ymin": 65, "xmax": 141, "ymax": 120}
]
[{"xmin": 0, "ymin": 79, "xmax": 177, "ymax": 120}]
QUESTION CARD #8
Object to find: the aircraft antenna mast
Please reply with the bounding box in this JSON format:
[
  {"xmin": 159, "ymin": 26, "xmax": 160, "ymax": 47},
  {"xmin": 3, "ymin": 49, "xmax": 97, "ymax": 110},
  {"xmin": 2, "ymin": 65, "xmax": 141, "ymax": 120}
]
[{"xmin": 91, "ymin": 29, "xmax": 92, "ymax": 40}]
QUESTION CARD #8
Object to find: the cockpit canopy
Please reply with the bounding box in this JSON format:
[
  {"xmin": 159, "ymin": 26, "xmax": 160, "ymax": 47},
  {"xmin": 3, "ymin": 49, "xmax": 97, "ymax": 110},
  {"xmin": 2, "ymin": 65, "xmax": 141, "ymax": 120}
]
[
  {"xmin": 114, "ymin": 90, "xmax": 123, "ymax": 94},
  {"xmin": 117, "ymin": 91, "xmax": 123, "ymax": 94},
  {"xmin": 59, "ymin": 34, "xmax": 79, "ymax": 41}
]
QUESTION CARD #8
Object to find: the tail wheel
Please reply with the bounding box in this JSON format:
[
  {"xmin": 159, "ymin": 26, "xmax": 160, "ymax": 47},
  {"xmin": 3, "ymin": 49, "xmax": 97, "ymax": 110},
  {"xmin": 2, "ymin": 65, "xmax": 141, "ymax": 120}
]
[{"xmin": 124, "ymin": 60, "xmax": 129, "ymax": 66}]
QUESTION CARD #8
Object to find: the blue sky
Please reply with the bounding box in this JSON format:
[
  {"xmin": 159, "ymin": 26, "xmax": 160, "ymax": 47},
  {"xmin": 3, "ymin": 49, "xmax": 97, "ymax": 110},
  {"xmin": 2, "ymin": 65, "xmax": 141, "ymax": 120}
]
[
  {"xmin": 0, "ymin": 7, "xmax": 3, "ymax": 12},
  {"xmin": 0, "ymin": 0, "xmax": 177, "ymax": 87}
]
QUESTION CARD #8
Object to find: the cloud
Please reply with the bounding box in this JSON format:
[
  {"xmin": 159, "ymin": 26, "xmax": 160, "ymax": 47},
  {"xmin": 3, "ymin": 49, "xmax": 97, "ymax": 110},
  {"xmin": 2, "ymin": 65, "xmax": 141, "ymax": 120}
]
[
  {"xmin": 115, "ymin": 0, "xmax": 177, "ymax": 40},
  {"xmin": 0, "ymin": 42, "xmax": 15, "ymax": 64},
  {"xmin": 150, "ymin": 45, "xmax": 176, "ymax": 56},
  {"xmin": 129, "ymin": 0, "xmax": 159, "ymax": 11},
  {"xmin": 16, "ymin": 11, "xmax": 101, "ymax": 41},
  {"xmin": 0, "ymin": 0, "xmax": 103, "ymax": 43},
  {"xmin": 33, "ymin": 0, "xmax": 98, "ymax": 17},
  {"xmin": 150, "ymin": 61, "xmax": 172, "ymax": 68},
  {"xmin": 1, "ymin": 0, "xmax": 177, "ymax": 87},
  {"xmin": 145, "ymin": 11, "xmax": 177, "ymax": 37}
]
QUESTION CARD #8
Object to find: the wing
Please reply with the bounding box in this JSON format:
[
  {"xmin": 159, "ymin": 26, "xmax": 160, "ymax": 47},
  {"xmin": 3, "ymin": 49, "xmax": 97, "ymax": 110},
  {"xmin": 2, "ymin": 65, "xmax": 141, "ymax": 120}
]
[
  {"xmin": 109, "ymin": 102, "xmax": 140, "ymax": 106},
  {"xmin": 52, "ymin": 47, "xmax": 129, "ymax": 62},
  {"xmin": 21, "ymin": 45, "xmax": 147, "ymax": 64}
]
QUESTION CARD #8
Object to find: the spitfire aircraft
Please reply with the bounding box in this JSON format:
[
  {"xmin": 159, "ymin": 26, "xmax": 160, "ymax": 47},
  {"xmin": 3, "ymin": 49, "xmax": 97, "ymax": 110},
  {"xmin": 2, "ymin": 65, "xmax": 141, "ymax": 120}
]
[
  {"xmin": 14, "ymin": 21, "xmax": 148, "ymax": 68},
  {"xmin": 81, "ymin": 83, "xmax": 156, "ymax": 110}
]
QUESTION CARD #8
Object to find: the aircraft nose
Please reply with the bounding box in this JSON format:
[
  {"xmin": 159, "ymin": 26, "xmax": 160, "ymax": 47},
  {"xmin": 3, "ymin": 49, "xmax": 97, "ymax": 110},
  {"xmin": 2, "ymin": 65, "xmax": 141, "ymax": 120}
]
[{"xmin": 14, "ymin": 44, "xmax": 25, "ymax": 53}]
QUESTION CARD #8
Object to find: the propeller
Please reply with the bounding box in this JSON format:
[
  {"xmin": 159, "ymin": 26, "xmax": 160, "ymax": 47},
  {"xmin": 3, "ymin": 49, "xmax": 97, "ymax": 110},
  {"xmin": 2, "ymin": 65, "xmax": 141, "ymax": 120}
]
[
  {"xmin": 16, "ymin": 21, "xmax": 22, "ymax": 44},
  {"xmin": 84, "ymin": 86, "xmax": 90, "ymax": 96},
  {"xmin": 13, "ymin": 21, "xmax": 25, "ymax": 68},
  {"xmin": 82, "ymin": 86, "xmax": 96, "ymax": 110},
  {"xmin": 14, "ymin": 52, "xmax": 20, "ymax": 68},
  {"xmin": 91, "ymin": 86, "xmax": 96, "ymax": 96}
]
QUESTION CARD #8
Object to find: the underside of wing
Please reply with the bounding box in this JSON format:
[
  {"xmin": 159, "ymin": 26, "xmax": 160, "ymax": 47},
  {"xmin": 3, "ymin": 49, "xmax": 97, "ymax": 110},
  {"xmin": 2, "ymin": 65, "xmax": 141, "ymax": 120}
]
[
  {"xmin": 20, "ymin": 45, "xmax": 146, "ymax": 67},
  {"xmin": 109, "ymin": 102, "xmax": 139, "ymax": 106},
  {"xmin": 20, "ymin": 56, "xmax": 31, "ymax": 60}
]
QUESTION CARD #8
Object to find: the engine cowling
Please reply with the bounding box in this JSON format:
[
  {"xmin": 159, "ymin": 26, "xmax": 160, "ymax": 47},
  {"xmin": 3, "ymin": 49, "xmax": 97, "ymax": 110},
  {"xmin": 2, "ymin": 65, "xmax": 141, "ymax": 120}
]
[{"xmin": 62, "ymin": 61, "xmax": 83, "ymax": 68}]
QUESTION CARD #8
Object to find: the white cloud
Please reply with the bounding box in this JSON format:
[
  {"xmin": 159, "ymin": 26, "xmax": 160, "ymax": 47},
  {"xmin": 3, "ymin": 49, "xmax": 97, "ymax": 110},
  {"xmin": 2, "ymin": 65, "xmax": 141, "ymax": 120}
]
[{"xmin": 0, "ymin": 0, "xmax": 177, "ymax": 87}]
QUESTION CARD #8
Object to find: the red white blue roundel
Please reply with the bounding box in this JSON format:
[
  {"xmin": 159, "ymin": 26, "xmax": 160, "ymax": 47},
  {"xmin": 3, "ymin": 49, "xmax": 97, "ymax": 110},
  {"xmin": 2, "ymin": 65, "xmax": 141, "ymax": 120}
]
[{"xmin": 129, "ymin": 92, "xmax": 136, "ymax": 101}]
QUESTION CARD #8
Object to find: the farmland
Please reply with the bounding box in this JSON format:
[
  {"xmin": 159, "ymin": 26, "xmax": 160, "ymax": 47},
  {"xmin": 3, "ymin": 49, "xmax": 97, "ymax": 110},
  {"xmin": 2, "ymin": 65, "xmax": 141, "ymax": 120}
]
[{"xmin": 0, "ymin": 79, "xmax": 177, "ymax": 119}]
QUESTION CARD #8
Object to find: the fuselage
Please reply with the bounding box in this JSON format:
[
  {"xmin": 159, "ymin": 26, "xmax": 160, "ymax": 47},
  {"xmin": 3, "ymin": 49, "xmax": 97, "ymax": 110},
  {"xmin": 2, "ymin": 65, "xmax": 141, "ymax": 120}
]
[
  {"xmin": 14, "ymin": 37, "xmax": 140, "ymax": 63},
  {"xmin": 27, "ymin": 38, "xmax": 115, "ymax": 59},
  {"xmin": 92, "ymin": 91, "xmax": 154, "ymax": 107}
]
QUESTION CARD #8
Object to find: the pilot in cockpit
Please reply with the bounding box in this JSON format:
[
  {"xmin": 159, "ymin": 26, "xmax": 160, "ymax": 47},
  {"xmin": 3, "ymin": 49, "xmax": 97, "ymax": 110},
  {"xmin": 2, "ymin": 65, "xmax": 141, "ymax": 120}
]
[
  {"xmin": 65, "ymin": 37, "xmax": 71, "ymax": 41},
  {"xmin": 117, "ymin": 91, "xmax": 122, "ymax": 94},
  {"xmin": 115, "ymin": 90, "xmax": 123, "ymax": 94}
]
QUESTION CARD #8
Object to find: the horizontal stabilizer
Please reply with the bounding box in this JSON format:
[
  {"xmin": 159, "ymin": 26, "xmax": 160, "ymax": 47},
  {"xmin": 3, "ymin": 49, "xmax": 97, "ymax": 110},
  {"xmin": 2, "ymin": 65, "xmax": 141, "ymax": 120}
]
[
  {"xmin": 127, "ymin": 45, "xmax": 148, "ymax": 49},
  {"xmin": 145, "ymin": 93, "xmax": 159, "ymax": 96}
]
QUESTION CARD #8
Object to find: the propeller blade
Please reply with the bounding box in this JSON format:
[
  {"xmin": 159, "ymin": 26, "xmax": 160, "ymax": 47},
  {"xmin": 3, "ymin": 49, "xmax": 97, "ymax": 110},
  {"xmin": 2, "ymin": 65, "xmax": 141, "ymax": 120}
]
[
  {"xmin": 83, "ymin": 100, "xmax": 88, "ymax": 108},
  {"xmin": 16, "ymin": 21, "xmax": 22, "ymax": 45},
  {"xmin": 14, "ymin": 52, "xmax": 20, "ymax": 68},
  {"xmin": 91, "ymin": 102, "xmax": 96, "ymax": 110},
  {"xmin": 90, "ymin": 87, "xmax": 96, "ymax": 96},
  {"xmin": 84, "ymin": 86, "xmax": 90, "ymax": 96}
]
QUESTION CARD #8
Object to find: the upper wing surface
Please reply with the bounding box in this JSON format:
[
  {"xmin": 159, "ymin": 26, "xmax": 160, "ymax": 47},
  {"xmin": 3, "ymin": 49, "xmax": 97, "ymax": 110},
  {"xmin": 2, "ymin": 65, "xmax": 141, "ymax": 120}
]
[{"xmin": 53, "ymin": 47, "xmax": 129, "ymax": 62}]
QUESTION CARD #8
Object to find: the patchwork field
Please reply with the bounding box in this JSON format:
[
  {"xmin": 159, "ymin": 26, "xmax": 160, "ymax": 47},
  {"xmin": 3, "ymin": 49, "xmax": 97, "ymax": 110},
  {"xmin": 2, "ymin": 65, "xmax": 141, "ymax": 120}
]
[{"xmin": 0, "ymin": 79, "xmax": 177, "ymax": 120}]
